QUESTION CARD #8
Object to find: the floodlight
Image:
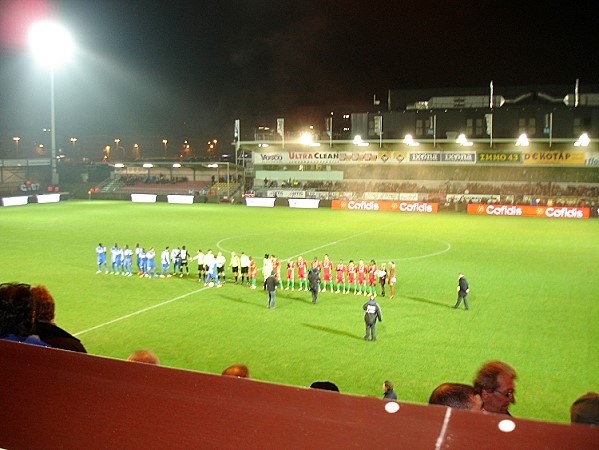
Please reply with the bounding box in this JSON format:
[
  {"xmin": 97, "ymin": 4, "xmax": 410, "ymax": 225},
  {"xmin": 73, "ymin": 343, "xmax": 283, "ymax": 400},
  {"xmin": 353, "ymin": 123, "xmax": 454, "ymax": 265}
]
[
  {"xmin": 574, "ymin": 133, "xmax": 590, "ymax": 147},
  {"xmin": 515, "ymin": 133, "xmax": 529, "ymax": 147},
  {"xmin": 29, "ymin": 21, "xmax": 73, "ymax": 68},
  {"xmin": 299, "ymin": 133, "xmax": 313, "ymax": 145},
  {"xmin": 456, "ymin": 134, "xmax": 473, "ymax": 147},
  {"xmin": 403, "ymin": 134, "xmax": 419, "ymax": 147}
]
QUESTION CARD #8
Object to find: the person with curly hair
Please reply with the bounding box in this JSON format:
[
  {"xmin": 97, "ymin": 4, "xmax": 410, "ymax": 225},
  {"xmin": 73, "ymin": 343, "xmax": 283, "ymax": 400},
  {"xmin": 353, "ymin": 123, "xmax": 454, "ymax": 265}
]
[{"xmin": 0, "ymin": 282, "xmax": 49, "ymax": 347}]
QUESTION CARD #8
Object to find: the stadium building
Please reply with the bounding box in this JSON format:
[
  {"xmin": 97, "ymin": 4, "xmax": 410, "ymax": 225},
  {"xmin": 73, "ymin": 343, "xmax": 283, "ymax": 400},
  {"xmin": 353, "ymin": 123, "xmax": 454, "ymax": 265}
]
[
  {"xmin": 1, "ymin": 83, "xmax": 598, "ymax": 214},
  {"xmin": 236, "ymin": 84, "xmax": 598, "ymax": 214}
]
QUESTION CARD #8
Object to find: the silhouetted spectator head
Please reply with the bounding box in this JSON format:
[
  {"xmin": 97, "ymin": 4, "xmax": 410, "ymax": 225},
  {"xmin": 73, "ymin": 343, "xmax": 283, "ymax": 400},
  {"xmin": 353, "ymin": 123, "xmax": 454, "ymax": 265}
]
[
  {"xmin": 383, "ymin": 380, "xmax": 397, "ymax": 400},
  {"xmin": 127, "ymin": 350, "xmax": 160, "ymax": 365},
  {"xmin": 30, "ymin": 285, "xmax": 55, "ymax": 323},
  {"xmin": 429, "ymin": 383, "xmax": 483, "ymax": 411},
  {"xmin": 0, "ymin": 283, "xmax": 36, "ymax": 338},
  {"xmin": 473, "ymin": 360, "xmax": 517, "ymax": 415},
  {"xmin": 383, "ymin": 380, "xmax": 394, "ymax": 393},
  {"xmin": 570, "ymin": 392, "xmax": 599, "ymax": 425},
  {"xmin": 221, "ymin": 364, "xmax": 250, "ymax": 378},
  {"xmin": 310, "ymin": 381, "xmax": 339, "ymax": 392}
]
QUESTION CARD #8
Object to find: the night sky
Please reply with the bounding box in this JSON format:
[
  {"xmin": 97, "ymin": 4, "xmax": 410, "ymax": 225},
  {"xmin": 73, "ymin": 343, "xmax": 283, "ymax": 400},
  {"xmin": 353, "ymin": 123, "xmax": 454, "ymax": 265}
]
[{"xmin": 1, "ymin": 0, "xmax": 597, "ymax": 150}]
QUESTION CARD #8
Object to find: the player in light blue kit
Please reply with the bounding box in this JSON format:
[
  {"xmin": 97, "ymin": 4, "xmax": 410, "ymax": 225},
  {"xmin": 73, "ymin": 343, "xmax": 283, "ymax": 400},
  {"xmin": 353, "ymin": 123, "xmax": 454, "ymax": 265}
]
[
  {"xmin": 138, "ymin": 248, "xmax": 147, "ymax": 276},
  {"xmin": 110, "ymin": 243, "xmax": 122, "ymax": 274},
  {"xmin": 114, "ymin": 245, "xmax": 124, "ymax": 275},
  {"xmin": 146, "ymin": 247, "xmax": 157, "ymax": 278},
  {"xmin": 160, "ymin": 247, "xmax": 171, "ymax": 278},
  {"xmin": 135, "ymin": 243, "xmax": 142, "ymax": 274},
  {"xmin": 96, "ymin": 243, "xmax": 108, "ymax": 274},
  {"xmin": 171, "ymin": 246, "xmax": 182, "ymax": 276},
  {"xmin": 204, "ymin": 249, "xmax": 221, "ymax": 287},
  {"xmin": 123, "ymin": 244, "xmax": 133, "ymax": 276}
]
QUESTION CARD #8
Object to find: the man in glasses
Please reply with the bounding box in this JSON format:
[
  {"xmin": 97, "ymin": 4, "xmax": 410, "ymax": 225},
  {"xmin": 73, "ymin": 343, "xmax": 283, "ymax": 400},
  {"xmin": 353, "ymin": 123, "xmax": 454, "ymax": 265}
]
[{"xmin": 473, "ymin": 360, "xmax": 517, "ymax": 415}]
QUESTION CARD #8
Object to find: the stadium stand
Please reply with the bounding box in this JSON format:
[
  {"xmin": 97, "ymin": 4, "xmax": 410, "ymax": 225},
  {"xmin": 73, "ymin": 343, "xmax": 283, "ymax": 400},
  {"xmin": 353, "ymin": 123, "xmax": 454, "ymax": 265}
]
[
  {"xmin": 1, "ymin": 340, "xmax": 597, "ymax": 449},
  {"xmin": 116, "ymin": 180, "xmax": 211, "ymax": 195}
]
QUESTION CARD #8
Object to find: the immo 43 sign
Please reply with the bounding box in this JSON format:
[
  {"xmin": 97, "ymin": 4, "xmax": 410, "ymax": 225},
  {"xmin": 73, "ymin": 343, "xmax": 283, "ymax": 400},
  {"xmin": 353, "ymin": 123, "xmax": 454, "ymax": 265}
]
[
  {"xmin": 332, "ymin": 200, "xmax": 439, "ymax": 213},
  {"xmin": 467, "ymin": 204, "xmax": 590, "ymax": 219}
]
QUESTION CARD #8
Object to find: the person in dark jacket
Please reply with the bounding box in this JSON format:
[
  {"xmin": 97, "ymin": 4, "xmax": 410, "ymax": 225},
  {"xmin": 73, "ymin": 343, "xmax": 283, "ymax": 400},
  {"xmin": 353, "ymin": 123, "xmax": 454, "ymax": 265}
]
[
  {"xmin": 308, "ymin": 269, "xmax": 320, "ymax": 304},
  {"xmin": 264, "ymin": 271, "xmax": 277, "ymax": 309},
  {"xmin": 31, "ymin": 285, "xmax": 86, "ymax": 352},
  {"xmin": 383, "ymin": 380, "xmax": 397, "ymax": 400},
  {"xmin": 363, "ymin": 295, "xmax": 382, "ymax": 341},
  {"xmin": 453, "ymin": 273, "xmax": 470, "ymax": 310}
]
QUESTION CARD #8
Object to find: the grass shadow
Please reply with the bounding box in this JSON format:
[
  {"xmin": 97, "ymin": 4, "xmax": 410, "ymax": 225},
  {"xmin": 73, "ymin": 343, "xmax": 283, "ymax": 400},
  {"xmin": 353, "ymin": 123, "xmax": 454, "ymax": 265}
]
[
  {"xmin": 303, "ymin": 323, "xmax": 363, "ymax": 341},
  {"xmin": 277, "ymin": 292, "xmax": 314, "ymax": 304},
  {"xmin": 219, "ymin": 293, "xmax": 263, "ymax": 308},
  {"xmin": 403, "ymin": 295, "xmax": 454, "ymax": 309}
]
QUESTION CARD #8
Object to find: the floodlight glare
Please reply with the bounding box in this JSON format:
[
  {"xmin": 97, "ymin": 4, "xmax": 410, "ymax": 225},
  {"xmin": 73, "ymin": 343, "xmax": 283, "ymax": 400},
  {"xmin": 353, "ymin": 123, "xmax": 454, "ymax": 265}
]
[
  {"xmin": 403, "ymin": 134, "xmax": 420, "ymax": 146},
  {"xmin": 299, "ymin": 133, "xmax": 313, "ymax": 145},
  {"xmin": 29, "ymin": 21, "xmax": 74, "ymax": 67},
  {"xmin": 515, "ymin": 133, "xmax": 529, "ymax": 147},
  {"xmin": 456, "ymin": 134, "xmax": 473, "ymax": 147},
  {"xmin": 574, "ymin": 133, "xmax": 590, "ymax": 147},
  {"xmin": 353, "ymin": 135, "xmax": 369, "ymax": 147}
]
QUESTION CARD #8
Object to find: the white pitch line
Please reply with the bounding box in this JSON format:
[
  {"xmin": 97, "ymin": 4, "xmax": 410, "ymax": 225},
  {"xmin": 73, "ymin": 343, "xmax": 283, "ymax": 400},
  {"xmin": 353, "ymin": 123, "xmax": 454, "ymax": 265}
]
[
  {"xmin": 217, "ymin": 223, "xmax": 451, "ymax": 266},
  {"xmin": 73, "ymin": 286, "xmax": 207, "ymax": 337},
  {"xmin": 216, "ymin": 219, "xmax": 406, "ymax": 263},
  {"xmin": 434, "ymin": 407, "xmax": 452, "ymax": 450}
]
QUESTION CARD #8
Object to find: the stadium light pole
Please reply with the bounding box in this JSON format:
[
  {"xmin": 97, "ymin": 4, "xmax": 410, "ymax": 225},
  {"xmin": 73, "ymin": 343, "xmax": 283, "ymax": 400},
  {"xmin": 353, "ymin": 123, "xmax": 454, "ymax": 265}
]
[
  {"xmin": 12, "ymin": 136, "xmax": 20, "ymax": 156},
  {"xmin": 29, "ymin": 21, "xmax": 74, "ymax": 185},
  {"xmin": 70, "ymin": 137, "xmax": 77, "ymax": 160}
]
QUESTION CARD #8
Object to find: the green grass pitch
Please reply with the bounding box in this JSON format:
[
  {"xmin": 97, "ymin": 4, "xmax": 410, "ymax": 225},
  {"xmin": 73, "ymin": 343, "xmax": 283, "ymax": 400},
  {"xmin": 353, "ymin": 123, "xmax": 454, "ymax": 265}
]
[{"xmin": 1, "ymin": 200, "xmax": 597, "ymax": 423}]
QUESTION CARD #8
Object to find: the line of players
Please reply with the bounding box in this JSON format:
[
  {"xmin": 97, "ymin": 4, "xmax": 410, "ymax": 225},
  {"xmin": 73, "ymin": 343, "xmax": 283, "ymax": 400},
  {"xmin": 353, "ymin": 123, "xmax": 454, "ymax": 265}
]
[
  {"xmin": 96, "ymin": 243, "xmax": 250, "ymax": 286},
  {"xmin": 96, "ymin": 244, "xmax": 397, "ymax": 298},
  {"xmin": 96, "ymin": 243, "xmax": 195, "ymax": 279},
  {"xmin": 277, "ymin": 254, "xmax": 397, "ymax": 298},
  {"xmin": 192, "ymin": 252, "xmax": 398, "ymax": 298}
]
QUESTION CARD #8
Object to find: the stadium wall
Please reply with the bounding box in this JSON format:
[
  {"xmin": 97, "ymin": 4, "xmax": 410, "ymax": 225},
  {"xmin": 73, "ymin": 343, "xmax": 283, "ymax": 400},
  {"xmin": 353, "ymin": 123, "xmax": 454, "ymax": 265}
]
[{"xmin": 1, "ymin": 340, "xmax": 598, "ymax": 450}]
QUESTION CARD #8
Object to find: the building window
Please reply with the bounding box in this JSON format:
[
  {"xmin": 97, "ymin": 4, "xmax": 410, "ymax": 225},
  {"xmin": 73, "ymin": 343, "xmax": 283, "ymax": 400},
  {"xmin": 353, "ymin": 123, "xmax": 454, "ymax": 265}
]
[
  {"xmin": 415, "ymin": 117, "xmax": 433, "ymax": 137},
  {"xmin": 519, "ymin": 117, "xmax": 536, "ymax": 136},
  {"xmin": 573, "ymin": 116, "xmax": 591, "ymax": 136},
  {"xmin": 415, "ymin": 119, "xmax": 424, "ymax": 137},
  {"xmin": 466, "ymin": 118, "xmax": 485, "ymax": 137}
]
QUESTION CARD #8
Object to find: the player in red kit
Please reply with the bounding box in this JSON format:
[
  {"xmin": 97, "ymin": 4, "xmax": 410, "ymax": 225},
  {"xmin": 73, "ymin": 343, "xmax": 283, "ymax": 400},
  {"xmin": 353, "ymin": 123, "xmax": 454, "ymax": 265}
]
[
  {"xmin": 272, "ymin": 255, "xmax": 282, "ymax": 288},
  {"xmin": 297, "ymin": 256, "xmax": 307, "ymax": 291},
  {"xmin": 285, "ymin": 258, "xmax": 296, "ymax": 290},
  {"xmin": 357, "ymin": 259, "xmax": 367, "ymax": 296},
  {"xmin": 321, "ymin": 254, "xmax": 334, "ymax": 292},
  {"xmin": 367, "ymin": 259, "xmax": 378, "ymax": 296},
  {"xmin": 311, "ymin": 256, "xmax": 321, "ymax": 273},
  {"xmin": 249, "ymin": 257, "xmax": 257, "ymax": 289},
  {"xmin": 335, "ymin": 259, "xmax": 347, "ymax": 293},
  {"xmin": 347, "ymin": 260, "xmax": 357, "ymax": 294}
]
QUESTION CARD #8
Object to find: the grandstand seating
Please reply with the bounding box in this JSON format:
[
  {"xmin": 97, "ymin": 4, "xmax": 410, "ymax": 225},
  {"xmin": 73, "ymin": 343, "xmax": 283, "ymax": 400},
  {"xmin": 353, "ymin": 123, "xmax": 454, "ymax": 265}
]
[
  {"xmin": 207, "ymin": 181, "xmax": 242, "ymax": 197},
  {"xmin": 99, "ymin": 178, "xmax": 125, "ymax": 192},
  {"xmin": 116, "ymin": 180, "xmax": 211, "ymax": 195}
]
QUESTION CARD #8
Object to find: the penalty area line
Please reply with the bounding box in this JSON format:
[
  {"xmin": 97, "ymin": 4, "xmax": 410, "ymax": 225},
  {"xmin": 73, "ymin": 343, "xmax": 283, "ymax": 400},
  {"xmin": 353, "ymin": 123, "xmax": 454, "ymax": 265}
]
[{"xmin": 73, "ymin": 286, "xmax": 207, "ymax": 337}]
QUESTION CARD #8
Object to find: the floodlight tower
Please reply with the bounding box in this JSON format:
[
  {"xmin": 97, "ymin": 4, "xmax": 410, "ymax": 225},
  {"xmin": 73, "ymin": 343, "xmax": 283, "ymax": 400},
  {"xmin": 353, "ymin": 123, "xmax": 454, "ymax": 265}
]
[{"xmin": 29, "ymin": 21, "xmax": 74, "ymax": 185}]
